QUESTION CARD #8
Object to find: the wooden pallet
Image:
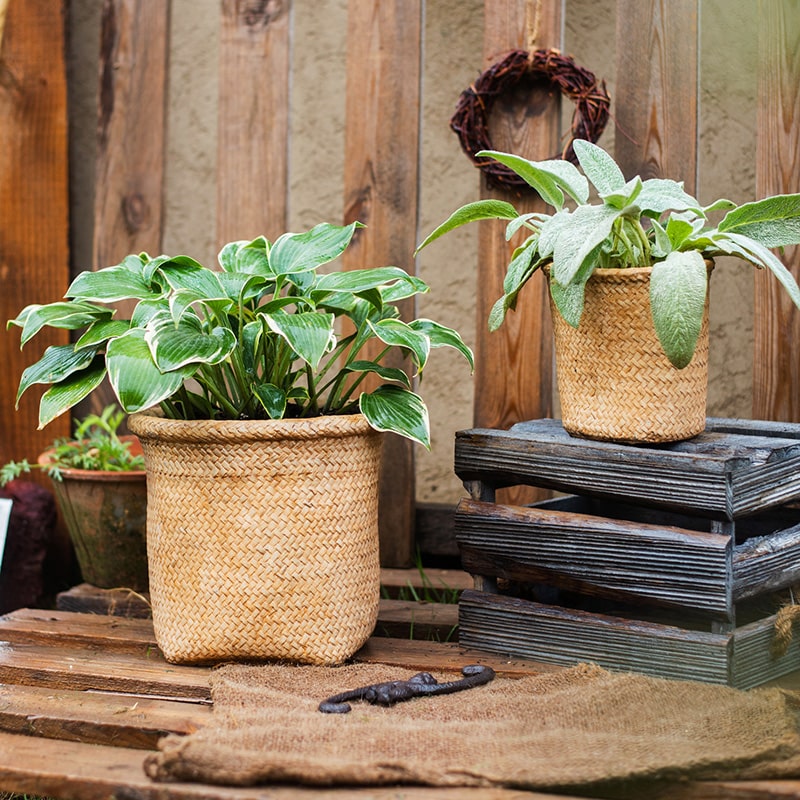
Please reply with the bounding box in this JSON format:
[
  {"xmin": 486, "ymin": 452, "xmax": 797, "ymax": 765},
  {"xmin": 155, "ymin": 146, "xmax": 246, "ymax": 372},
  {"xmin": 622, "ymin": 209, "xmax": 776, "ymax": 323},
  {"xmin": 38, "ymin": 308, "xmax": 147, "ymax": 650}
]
[{"xmin": 454, "ymin": 418, "xmax": 800, "ymax": 688}]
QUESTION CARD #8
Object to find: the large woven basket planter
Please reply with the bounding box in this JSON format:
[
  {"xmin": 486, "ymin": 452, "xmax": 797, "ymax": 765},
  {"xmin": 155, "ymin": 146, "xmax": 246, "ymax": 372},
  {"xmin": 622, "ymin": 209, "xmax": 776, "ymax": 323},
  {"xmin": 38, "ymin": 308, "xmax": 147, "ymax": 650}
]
[
  {"xmin": 547, "ymin": 264, "xmax": 712, "ymax": 444},
  {"xmin": 127, "ymin": 411, "xmax": 382, "ymax": 666}
]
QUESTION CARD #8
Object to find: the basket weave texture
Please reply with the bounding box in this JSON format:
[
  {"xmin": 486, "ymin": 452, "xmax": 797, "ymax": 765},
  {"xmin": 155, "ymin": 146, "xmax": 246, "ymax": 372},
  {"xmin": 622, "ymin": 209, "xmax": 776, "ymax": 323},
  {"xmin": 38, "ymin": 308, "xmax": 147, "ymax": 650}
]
[
  {"xmin": 128, "ymin": 412, "xmax": 382, "ymax": 666},
  {"xmin": 548, "ymin": 265, "xmax": 711, "ymax": 444}
]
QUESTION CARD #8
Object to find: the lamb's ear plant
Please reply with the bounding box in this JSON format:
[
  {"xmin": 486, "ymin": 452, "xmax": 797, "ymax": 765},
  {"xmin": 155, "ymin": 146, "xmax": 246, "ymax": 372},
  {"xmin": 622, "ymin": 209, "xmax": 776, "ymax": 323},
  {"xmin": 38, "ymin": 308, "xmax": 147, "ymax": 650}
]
[
  {"xmin": 417, "ymin": 139, "xmax": 800, "ymax": 369},
  {"xmin": 9, "ymin": 221, "xmax": 473, "ymax": 449}
]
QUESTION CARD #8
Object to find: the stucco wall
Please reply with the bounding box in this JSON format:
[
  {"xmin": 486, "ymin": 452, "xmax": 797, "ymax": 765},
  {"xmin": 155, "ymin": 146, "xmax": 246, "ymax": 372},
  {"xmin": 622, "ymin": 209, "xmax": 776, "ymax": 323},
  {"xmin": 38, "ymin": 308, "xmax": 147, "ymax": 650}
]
[{"xmin": 68, "ymin": 1, "xmax": 761, "ymax": 505}]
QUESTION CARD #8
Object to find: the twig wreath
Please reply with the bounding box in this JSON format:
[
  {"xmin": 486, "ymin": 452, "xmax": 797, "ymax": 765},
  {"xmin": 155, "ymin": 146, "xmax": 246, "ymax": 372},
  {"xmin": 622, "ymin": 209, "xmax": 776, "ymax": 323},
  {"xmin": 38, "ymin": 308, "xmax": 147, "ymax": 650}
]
[{"xmin": 450, "ymin": 49, "xmax": 611, "ymax": 192}]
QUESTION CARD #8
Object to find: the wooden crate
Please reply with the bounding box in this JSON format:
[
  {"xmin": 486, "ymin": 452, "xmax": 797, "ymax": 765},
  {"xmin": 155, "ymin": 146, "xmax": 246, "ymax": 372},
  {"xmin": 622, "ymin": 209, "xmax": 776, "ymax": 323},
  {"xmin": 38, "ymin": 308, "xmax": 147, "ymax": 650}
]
[{"xmin": 454, "ymin": 418, "xmax": 800, "ymax": 688}]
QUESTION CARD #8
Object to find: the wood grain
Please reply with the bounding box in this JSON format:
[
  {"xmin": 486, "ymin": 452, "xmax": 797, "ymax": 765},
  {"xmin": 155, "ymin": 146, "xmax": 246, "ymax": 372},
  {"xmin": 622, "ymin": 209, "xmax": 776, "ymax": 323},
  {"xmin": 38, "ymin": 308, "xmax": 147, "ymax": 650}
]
[
  {"xmin": 342, "ymin": 0, "xmax": 423, "ymax": 567},
  {"xmin": 614, "ymin": 0, "xmax": 699, "ymax": 189},
  {"xmin": 753, "ymin": 0, "xmax": 800, "ymax": 422},
  {"xmin": 0, "ymin": 0, "xmax": 70, "ymax": 461},
  {"xmin": 475, "ymin": 0, "xmax": 562, "ymax": 507},
  {"xmin": 217, "ymin": 0, "xmax": 290, "ymax": 245}
]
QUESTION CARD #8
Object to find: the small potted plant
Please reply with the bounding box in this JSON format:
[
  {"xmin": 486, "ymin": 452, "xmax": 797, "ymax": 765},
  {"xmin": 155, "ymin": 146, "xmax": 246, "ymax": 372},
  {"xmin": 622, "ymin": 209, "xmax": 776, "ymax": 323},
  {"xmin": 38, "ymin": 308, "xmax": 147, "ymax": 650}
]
[
  {"xmin": 1, "ymin": 404, "xmax": 148, "ymax": 592},
  {"xmin": 9, "ymin": 220, "xmax": 473, "ymax": 665},
  {"xmin": 417, "ymin": 139, "xmax": 800, "ymax": 443}
]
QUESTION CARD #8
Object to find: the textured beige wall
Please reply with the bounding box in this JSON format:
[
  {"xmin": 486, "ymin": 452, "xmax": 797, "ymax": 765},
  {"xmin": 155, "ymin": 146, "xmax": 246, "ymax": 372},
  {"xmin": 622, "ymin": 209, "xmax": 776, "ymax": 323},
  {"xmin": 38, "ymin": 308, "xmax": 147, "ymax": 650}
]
[{"xmin": 68, "ymin": 1, "xmax": 762, "ymax": 505}]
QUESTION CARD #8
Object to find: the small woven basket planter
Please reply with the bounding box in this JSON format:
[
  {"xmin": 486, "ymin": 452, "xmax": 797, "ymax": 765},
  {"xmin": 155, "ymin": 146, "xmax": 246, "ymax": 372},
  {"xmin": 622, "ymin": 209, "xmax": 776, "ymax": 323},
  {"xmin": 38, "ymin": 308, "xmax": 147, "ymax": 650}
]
[
  {"xmin": 546, "ymin": 264, "xmax": 712, "ymax": 444},
  {"xmin": 128, "ymin": 411, "xmax": 382, "ymax": 665}
]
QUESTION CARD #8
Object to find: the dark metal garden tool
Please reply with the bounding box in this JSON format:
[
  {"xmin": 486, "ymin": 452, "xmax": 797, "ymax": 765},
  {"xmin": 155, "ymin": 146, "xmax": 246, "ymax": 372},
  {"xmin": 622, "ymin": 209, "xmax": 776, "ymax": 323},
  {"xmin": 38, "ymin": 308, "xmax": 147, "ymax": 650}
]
[{"xmin": 318, "ymin": 664, "xmax": 495, "ymax": 713}]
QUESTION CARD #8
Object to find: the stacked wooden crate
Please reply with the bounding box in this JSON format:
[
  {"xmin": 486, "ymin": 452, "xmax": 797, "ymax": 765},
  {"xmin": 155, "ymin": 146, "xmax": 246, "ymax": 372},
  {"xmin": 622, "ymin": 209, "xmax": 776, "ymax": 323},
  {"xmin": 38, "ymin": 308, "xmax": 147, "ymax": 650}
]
[{"xmin": 454, "ymin": 418, "xmax": 800, "ymax": 688}]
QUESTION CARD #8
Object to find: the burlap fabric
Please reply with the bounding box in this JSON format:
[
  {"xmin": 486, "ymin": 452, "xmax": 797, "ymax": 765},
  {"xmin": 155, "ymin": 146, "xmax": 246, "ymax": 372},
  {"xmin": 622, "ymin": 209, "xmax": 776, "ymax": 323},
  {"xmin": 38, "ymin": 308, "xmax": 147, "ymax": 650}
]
[{"xmin": 144, "ymin": 661, "xmax": 800, "ymax": 790}]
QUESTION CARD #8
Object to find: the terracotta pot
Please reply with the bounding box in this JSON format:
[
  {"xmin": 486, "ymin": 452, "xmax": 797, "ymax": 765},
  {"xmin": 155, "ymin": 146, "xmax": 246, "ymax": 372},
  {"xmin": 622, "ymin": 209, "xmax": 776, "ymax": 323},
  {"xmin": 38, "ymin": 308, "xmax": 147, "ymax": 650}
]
[
  {"xmin": 128, "ymin": 411, "xmax": 382, "ymax": 666},
  {"xmin": 546, "ymin": 263, "xmax": 713, "ymax": 444},
  {"xmin": 38, "ymin": 436, "xmax": 148, "ymax": 591}
]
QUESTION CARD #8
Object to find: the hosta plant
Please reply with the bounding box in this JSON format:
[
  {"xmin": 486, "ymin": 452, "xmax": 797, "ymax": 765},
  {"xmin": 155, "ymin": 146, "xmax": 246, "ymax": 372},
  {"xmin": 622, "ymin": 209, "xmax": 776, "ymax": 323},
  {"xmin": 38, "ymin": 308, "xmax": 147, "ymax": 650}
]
[
  {"xmin": 10, "ymin": 221, "xmax": 473, "ymax": 448},
  {"xmin": 417, "ymin": 139, "xmax": 800, "ymax": 369}
]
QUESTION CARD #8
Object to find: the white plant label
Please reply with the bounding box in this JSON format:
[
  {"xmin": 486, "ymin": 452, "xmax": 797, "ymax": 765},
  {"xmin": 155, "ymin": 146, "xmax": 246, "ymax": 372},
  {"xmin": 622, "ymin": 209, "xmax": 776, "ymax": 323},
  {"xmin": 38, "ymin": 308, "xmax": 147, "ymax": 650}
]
[{"xmin": 0, "ymin": 498, "xmax": 11, "ymax": 571}]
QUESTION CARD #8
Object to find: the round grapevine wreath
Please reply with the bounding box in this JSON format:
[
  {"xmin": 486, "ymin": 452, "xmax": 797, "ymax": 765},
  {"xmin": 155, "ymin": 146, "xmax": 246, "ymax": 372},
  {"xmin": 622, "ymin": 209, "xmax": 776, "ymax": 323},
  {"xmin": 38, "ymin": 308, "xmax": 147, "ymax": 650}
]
[{"xmin": 450, "ymin": 49, "xmax": 611, "ymax": 192}]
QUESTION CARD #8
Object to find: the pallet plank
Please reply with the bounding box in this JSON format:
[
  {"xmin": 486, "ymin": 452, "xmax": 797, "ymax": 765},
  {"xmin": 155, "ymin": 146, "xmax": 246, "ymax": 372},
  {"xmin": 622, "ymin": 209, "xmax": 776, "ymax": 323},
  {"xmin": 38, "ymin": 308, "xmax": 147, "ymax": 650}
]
[
  {"xmin": 733, "ymin": 524, "xmax": 800, "ymax": 601},
  {"xmin": 456, "ymin": 498, "xmax": 732, "ymax": 615},
  {"xmin": 458, "ymin": 589, "xmax": 733, "ymax": 684},
  {"xmin": 0, "ymin": 730, "xmax": 563, "ymax": 800},
  {"xmin": 0, "ymin": 683, "xmax": 208, "ymax": 749},
  {"xmin": 455, "ymin": 419, "xmax": 800, "ymax": 519},
  {"xmin": 0, "ymin": 640, "xmax": 210, "ymax": 701}
]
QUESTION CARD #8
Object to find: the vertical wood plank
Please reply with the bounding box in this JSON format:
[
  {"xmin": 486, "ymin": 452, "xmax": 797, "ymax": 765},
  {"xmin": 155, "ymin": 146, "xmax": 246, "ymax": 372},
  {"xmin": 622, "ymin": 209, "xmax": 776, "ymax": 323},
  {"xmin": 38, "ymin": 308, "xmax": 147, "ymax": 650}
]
[
  {"xmin": 343, "ymin": 0, "xmax": 422, "ymax": 566},
  {"xmin": 753, "ymin": 0, "xmax": 800, "ymax": 421},
  {"xmin": 614, "ymin": 0, "xmax": 699, "ymax": 191},
  {"xmin": 217, "ymin": 0, "xmax": 290, "ymax": 246},
  {"xmin": 93, "ymin": 0, "xmax": 169, "ymax": 266},
  {"xmin": 0, "ymin": 0, "xmax": 70, "ymax": 458},
  {"xmin": 477, "ymin": 0, "xmax": 562, "ymax": 506},
  {"xmin": 90, "ymin": 0, "xmax": 169, "ymax": 415}
]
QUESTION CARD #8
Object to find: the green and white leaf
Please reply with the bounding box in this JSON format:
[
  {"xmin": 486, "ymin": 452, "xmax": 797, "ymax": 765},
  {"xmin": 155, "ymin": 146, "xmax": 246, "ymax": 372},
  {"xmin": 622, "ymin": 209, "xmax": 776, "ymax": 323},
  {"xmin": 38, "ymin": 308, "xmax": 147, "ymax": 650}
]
[
  {"xmin": 269, "ymin": 221, "xmax": 362, "ymax": 275},
  {"xmin": 359, "ymin": 386, "xmax": 430, "ymax": 449},
  {"xmin": 254, "ymin": 383, "xmax": 287, "ymax": 419},
  {"xmin": 408, "ymin": 318, "xmax": 475, "ymax": 370},
  {"xmin": 37, "ymin": 365, "xmax": 107, "ymax": 429},
  {"xmin": 264, "ymin": 311, "xmax": 336, "ymax": 370},
  {"xmin": 147, "ymin": 313, "xmax": 237, "ymax": 371},
  {"xmin": 369, "ymin": 319, "xmax": 431, "ymax": 372},
  {"xmin": 67, "ymin": 265, "xmax": 155, "ymax": 301},
  {"xmin": 345, "ymin": 360, "xmax": 411, "ymax": 388},
  {"xmin": 14, "ymin": 302, "xmax": 113, "ymax": 345},
  {"xmin": 106, "ymin": 330, "xmax": 195, "ymax": 413},
  {"xmin": 17, "ymin": 344, "xmax": 100, "ymax": 404}
]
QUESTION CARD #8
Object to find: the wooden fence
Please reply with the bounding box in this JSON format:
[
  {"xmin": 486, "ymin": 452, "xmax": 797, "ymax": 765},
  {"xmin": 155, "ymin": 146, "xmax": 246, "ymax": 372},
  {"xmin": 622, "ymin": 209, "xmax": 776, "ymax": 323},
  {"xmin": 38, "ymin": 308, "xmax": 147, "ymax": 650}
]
[{"xmin": 1, "ymin": 0, "xmax": 798, "ymax": 566}]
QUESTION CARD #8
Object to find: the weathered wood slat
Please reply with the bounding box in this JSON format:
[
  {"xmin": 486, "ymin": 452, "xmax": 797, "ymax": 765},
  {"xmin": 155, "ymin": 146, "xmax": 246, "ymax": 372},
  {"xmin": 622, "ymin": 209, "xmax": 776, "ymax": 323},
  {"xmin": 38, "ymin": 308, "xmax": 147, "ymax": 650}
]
[
  {"xmin": 456, "ymin": 498, "xmax": 732, "ymax": 615},
  {"xmin": 0, "ymin": 641, "xmax": 210, "ymax": 701},
  {"xmin": 733, "ymin": 524, "xmax": 800, "ymax": 601},
  {"xmin": 217, "ymin": 0, "xmax": 289, "ymax": 244},
  {"xmin": 474, "ymin": 0, "xmax": 561, "ymax": 509},
  {"xmin": 731, "ymin": 612, "xmax": 800, "ymax": 691},
  {"xmin": 458, "ymin": 589, "xmax": 733, "ymax": 684},
  {"xmin": 0, "ymin": 683, "xmax": 209, "ymax": 749},
  {"xmin": 455, "ymin": 418, "xmax": 800, "ymax": 519},
  {"xmin": 753, "ymin": 1, "xmax": 800, "ymax": 423},
  {"xmin": 0, "ymin": 0, "xmax": 71, "ymax": 465},
  {"xmin": 374, "ymin": 599, "xmax": 459, "ymax": 641},
  {"xmin": 342, "ymin": 0, "xmax": 423, "ymax": 568},
  {"xmin": 0, "ymin": 730, "xmax": 563, "ymax": 800},
  {"xmin": 614, "ymin": 0, "xmax": 698, "ymax": 189}
]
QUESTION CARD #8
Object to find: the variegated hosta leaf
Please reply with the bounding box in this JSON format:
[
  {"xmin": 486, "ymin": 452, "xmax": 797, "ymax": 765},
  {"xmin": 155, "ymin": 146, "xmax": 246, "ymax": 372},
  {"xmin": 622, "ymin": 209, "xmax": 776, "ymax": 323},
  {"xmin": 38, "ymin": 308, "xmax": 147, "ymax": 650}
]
[
  {"xmin": 17, "ymin": 344, "xmax": 100, "ymax": 404},
  {"xmin": 345, "ymin": 360, "xmax": 411, "ymax": 388},
  {"xmin": 106, "ymin": 329, "xmax": 195, "ymax": 413},
  {"xmin": 159, "ymin": 257, "xmax": 230, "ymax": 302},
  {"xmin": 67, "ymin": 264, "xmax": 155, "ymax": 302},
  {"xmin": 74, "ymin": 319, "xmax": 131, "ymax": 349},
  {"xmin": 408, "ymin": 319, "xmax": 474, "ymax": 370},
  {"xmin": 13, "ymin": 302, "xmax": 113, "ymax": 345},
  {"xmin": 369, "ymin": 319, "xmax": 431, "ymax": 372},
  {"xmin": 359, "ymin": 385, "xmax": 430, "ymax": 449},
  {"xmin": 38, "ymin": 365, "xmax": 107, "ymax": 429},
  {"xmin": 254, "ymin": 383, "xmax": 286, "ymax": 419},
  {"xmin": 649, "ymin": 250, "xmax": 708, "ymax": 369},
  {"xmin": 147, "ymin": 313, "xmax": 237, "ymax": 371},
  {"xmin": 269, "ymin": 221, "xmax": 362, "ymax": 276},
  {"xmin": 264, "ymin": 311, "xmax": 336, "ymax": 370}
]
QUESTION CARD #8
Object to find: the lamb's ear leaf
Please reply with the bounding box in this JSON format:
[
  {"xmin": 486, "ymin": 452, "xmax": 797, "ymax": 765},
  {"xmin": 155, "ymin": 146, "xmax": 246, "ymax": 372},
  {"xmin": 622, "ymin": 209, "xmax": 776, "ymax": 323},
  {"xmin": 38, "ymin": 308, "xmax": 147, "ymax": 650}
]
[
  {"xmin": 718, "ymin": 193, "xmax": 800, "ymax": 248},
  {"xmin": 415, "ymin": 200, "xmax": 519, "ymax": 253},
  {"xmin": 649, "ymin": 250, "xmax": 708, "ymax": 369}
]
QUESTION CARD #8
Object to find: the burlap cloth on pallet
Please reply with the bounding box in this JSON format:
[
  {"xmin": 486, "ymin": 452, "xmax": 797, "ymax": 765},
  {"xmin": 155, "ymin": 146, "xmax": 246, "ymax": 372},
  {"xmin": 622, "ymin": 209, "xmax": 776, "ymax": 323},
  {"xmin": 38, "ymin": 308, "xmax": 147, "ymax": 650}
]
[{"xmin": 144, "ymin": 662, "xmax": 800, "ymax": 790}]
